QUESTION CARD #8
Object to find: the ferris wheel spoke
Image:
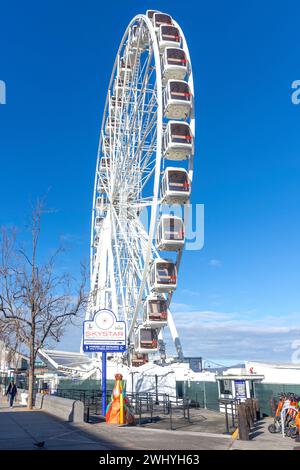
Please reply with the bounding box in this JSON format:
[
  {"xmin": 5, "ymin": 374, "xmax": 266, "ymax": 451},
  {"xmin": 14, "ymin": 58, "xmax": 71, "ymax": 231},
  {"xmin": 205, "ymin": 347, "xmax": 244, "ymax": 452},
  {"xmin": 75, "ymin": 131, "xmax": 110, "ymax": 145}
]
[
  {"xmin": 116, "ymin": 112, "xmax": 158, "ymax": 192},
  {"xmin": 126, "ymin": 219, "xmax": 152, "ymax": 300},
  {"xmin": 111, "ymin": 211, "xmax": 128, "ymax": 322},
  {"xmin": 111, "ymin": 208, "xmax": 144, "ymax": 281},
  {"xmin": 131, "ymin": 112, "xmax": 158, "ymax": 166},
  {"xmin": 116, "ymin": 75, "xmax": 156, "ymax": 183},
  {"xmin": 140, "ymin": 151, "xmax": 157, "ymax": 179},
  {"xmin": 119, "ymin": 43, "xmax": 153, "ymax": 127}
]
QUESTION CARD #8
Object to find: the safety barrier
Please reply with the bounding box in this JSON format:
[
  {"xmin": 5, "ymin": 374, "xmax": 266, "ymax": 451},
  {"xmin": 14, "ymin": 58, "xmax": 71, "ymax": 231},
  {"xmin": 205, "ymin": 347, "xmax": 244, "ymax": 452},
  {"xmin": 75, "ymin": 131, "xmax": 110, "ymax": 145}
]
[
  {"xmin": 218, "ymin": 398, "xmax": 239, "ymax": 434},
  {"xmin": 35, "ymin": 393, "xmax": 84, "ymax": 423}
]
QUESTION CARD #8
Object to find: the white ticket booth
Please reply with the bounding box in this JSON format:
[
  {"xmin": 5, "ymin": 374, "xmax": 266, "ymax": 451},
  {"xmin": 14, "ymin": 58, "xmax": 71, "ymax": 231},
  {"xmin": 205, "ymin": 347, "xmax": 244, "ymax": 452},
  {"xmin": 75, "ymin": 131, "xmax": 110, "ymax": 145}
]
[{"xmin": 216, "ymin": 370, "xmax": 264, "ymax": 413}]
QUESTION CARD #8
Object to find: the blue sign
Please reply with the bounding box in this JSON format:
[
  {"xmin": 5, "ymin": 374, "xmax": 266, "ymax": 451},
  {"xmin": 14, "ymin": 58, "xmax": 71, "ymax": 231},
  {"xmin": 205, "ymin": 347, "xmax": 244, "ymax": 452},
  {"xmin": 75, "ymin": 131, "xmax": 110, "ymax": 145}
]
[
  {"xmin": 83, "ymin": 309, "xmax": 126, "ymax": 353},
  {"xmin": 234, "ymin": 379, "xmax": 247, "ymax": 399}
]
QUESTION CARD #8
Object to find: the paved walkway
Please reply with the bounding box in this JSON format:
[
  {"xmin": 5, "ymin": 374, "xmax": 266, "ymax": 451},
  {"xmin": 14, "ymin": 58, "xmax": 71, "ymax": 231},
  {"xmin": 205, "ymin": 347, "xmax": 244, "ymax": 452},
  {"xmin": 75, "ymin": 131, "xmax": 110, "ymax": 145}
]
[
  {"xmin": 0, "ymin": 398, "xmax": 298, "ymax": 450},
  {"xmin": 0, "ymin": 402, "xmax": 230, "ymax": 450},
  {"xmin": 135, "ymin": 408, "xmax": 234, "ymax": 434}
]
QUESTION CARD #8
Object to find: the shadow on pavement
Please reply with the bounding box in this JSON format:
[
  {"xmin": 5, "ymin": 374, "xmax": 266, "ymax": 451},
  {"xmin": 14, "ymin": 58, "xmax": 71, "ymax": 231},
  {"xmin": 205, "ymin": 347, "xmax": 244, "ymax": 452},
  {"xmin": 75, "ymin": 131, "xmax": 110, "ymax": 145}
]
[{"xmin": 0, "ymin": 407, "xmax": 126, "ymax": 450}]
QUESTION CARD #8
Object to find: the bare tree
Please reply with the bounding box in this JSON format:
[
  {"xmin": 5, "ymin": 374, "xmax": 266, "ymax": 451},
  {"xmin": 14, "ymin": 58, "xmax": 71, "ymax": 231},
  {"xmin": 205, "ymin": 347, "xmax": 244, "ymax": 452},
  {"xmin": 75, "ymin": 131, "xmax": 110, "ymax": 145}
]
[{"xmin": 0, "ymin": 201, "xmax": 87, "ymax": 409}]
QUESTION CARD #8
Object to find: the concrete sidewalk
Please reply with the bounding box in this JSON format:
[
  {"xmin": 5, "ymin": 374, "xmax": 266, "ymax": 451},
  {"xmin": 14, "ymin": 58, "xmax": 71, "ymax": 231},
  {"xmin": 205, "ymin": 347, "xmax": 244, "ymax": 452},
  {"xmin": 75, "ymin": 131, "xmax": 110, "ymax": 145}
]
[
  {"xmin": 0, "ymin": 398, "xmax": 298, "ymax": 450},
  {"xmin": 0, "ymin": 402, "xmax": 120, "ymax": 450},
  {"xmin": 0, "ymin": 399, "xmax": 231, "ymax": 450}
]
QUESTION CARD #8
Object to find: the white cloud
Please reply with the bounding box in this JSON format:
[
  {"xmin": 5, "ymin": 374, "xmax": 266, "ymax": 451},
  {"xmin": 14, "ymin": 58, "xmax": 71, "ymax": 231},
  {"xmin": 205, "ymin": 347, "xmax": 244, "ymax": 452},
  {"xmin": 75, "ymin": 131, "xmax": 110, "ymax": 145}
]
[
  {"xmin": 59, "ymin": 233, "xmax": 83, "ymax": 245},
  {"xmin": 165, "ymin": 307, "xmax": 300, "ymax": 363},
  {"xmin": 59, "ymin": 300, "xmax": 300, "ymax": 365},
  {"xmin": 209, "ymin": 259, "xmax": 222, "ymax": 267},
  {"xmin": 180, "ymin": 289, "xmax": 201, "ymax": 297}
]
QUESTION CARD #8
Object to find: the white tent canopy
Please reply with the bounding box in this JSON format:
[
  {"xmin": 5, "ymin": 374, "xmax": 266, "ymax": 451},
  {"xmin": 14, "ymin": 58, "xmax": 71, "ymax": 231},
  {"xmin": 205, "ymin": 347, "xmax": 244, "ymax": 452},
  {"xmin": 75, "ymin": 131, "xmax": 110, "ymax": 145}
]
[{"xmin": 126, "ymin": 362, "xmax": 177, "ymax": 398}]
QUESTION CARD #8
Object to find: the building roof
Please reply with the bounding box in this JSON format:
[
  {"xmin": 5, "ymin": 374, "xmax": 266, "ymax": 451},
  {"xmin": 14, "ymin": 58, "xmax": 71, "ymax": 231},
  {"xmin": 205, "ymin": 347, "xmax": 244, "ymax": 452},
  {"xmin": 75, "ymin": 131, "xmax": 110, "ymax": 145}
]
[{"xmin": 37, "ymin": 349, "xmax": 94, "ymax": 373}]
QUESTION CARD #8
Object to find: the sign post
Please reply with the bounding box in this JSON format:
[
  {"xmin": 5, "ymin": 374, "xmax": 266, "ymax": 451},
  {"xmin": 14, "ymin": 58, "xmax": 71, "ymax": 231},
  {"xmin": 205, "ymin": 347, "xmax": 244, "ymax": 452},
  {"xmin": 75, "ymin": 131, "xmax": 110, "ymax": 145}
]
[
  {"xmin": 83, "ymin": 309, "xmax": 126, "ymax": 418},
  {"xmin": 102, "ymin": 351, "xmax": 107, "ymax": 417}
]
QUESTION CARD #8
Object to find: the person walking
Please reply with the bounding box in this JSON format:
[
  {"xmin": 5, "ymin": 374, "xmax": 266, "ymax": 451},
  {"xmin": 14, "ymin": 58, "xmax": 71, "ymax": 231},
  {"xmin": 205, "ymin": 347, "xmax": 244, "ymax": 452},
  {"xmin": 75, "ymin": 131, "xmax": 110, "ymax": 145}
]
[{"xmin": 6, "ymin": 379, "xmax": 17, "ymax": 408}]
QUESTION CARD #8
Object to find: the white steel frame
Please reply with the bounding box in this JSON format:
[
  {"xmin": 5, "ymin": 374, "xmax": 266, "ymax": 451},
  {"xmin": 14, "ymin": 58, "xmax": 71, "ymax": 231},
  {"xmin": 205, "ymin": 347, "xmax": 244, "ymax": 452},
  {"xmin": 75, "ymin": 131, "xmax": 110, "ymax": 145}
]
[{"xmin": 84, "ymin": 13, "xmax": 195, "ymax": 362}]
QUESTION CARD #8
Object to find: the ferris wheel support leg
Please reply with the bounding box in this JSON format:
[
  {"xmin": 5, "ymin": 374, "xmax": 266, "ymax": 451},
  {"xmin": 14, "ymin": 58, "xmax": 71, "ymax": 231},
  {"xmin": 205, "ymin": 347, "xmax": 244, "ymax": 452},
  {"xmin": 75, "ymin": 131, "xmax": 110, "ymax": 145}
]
[{"xmin": 167, "ymin": 309, "xmax": 184, "ymax": 361}]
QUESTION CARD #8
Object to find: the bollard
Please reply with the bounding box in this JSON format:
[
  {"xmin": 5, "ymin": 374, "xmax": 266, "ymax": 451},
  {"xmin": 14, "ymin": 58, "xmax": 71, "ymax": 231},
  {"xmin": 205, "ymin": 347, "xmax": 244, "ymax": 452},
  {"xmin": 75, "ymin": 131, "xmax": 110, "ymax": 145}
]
[
  {"xmin": 238, "ymin": 403, "xmax": 250, "ymax": 440},
  {"xmin": 253, "ymin": 398, "xmax": 260, "ymax": 421},
  {"xmin": 245, "ymin": 401, "xmax": 252, "ymax": 428},
  {"xmin": 248, "ymin": 399, "xmax": 253, "ymax": 423},
  {"xmin": 251, "ymin": 399, "xmax": 257, "ymax": 423},
  {"xmin": 250, "ymin": 399, "xmax": 256, "ymax": 424}
]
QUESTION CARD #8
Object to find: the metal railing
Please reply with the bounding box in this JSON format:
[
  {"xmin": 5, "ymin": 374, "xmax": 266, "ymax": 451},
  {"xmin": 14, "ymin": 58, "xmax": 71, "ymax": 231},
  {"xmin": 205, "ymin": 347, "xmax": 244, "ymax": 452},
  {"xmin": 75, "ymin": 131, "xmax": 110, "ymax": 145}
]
[
  {"xmin": 218, "ymin": 398, "xmax": 240, "ymax": 433},
  {"xmin": 56, "ymin": 388, "xmax": 192, "ymax": 428}
]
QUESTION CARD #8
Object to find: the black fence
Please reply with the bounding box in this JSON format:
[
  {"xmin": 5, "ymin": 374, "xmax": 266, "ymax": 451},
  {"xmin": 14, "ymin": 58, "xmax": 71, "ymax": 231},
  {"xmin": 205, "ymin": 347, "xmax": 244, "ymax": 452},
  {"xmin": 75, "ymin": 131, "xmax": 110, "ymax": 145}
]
[{"xmin": 56, "ymin": 388, "xmax": 193, "ymax": 429}]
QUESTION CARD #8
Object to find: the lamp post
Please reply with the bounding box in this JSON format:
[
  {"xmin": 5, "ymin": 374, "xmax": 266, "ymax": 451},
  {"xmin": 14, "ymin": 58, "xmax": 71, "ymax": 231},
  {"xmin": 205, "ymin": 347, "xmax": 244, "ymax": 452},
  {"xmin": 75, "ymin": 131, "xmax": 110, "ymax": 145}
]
[{"xmin": 155, "ymin": 374, "xmax": 159, "ymax": 405}]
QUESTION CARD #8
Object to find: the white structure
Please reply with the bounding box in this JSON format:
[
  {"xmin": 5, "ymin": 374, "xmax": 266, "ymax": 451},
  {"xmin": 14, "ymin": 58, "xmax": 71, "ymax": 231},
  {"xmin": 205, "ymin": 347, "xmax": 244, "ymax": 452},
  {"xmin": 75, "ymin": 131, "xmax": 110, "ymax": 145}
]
[
  {"xmin": 156, "ymin": 215, "xmax": 185, "ymax": 251},
  {"xmin": 162, "ymin": 48, "xmax": 189, "ymax": 83},
  {"xmin": 216, "ymin": 361, "xmax": 300, "ymax": 413},
  {"xmin": 127, "ymin": 362, "xmax": 177, "ymax": 398},
  {"xmin": 38, "ymin": 349, "xmax": 96, "ymax": 380},
  {"xmin": 84, "ymin": 11, "xmax": 195, "ymax": 366},
  {"xmin": 216, "ymin": 367, "xmax": 264, "ymax": 403},
  {"xmin": 161, "ymin": 167, "xmax": 191, "ymax": 204},
  {"xmin": 134, "ymin": 326, "xmax": 159, "ymax": 354},
  {"xmin": 245, "ymin": 361, "xmax": 300, "ymax": 384},
  {"xmin": 163, "ymin": 122, "xmax": 194, "ymax": 160},
  {"xmin": 150, "ymin": 259, "xmax": 177, "ymax": 293},
  {"xmin": 0, "ymin": 340, "xmax": 28, "ymax": 374}
]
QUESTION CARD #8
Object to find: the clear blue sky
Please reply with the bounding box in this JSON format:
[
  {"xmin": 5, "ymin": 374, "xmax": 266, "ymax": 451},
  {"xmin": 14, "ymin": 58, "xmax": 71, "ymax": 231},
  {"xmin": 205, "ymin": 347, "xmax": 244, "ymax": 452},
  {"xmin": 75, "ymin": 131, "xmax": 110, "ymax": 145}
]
[{"xmin": 1, "ymin": 0, "xmax": 300, "ymax": 365}]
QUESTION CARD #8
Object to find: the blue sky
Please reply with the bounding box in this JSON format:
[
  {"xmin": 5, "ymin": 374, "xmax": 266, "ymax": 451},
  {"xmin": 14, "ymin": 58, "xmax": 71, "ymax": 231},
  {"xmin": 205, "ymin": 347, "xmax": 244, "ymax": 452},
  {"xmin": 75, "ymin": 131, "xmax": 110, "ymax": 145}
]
[{"xmin": 1, "ymin": 0, "xmax": 300, "ymax": 365}]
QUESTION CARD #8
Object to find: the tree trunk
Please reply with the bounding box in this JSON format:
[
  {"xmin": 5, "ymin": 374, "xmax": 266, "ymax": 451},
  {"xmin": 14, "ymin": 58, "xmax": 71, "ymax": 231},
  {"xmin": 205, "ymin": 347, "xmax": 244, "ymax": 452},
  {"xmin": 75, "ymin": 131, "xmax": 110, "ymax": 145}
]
[{"xmin": 27, "ymin": 327, "xmax": 35, "ymax": 409}]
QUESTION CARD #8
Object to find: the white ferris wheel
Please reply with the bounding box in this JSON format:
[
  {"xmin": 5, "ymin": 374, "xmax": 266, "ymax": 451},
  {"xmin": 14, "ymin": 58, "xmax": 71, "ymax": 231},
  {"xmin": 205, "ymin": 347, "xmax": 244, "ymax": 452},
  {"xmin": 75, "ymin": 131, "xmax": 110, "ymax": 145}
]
[{"xmin": 84, "ymin": 10, "xmax": 195, "ymax": 367}]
